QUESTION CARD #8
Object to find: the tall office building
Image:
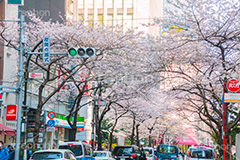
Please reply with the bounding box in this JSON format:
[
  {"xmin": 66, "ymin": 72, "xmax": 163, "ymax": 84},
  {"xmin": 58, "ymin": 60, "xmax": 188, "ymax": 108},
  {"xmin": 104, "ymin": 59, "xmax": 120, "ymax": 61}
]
[{"xmin": 77, "ymin": 0, "xmax": 162, "ymax": 35}]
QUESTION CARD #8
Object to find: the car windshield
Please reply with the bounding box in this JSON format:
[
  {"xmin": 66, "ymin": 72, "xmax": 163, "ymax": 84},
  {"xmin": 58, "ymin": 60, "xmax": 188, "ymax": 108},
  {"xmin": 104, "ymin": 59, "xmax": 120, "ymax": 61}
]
[
  {"xmin": 113, "ymin": 147, "xmax": 133, "ymax": 155},
  {"xmin": 95, "ymin": 152, "xmax": 107, "ymax": 157},
  {"xmin": 190, "ymin": 150, "xmax": 213, "ymax": 159},
  {"xmin": 157, "ymin": 146, "xmax": 176, "ymax": 154},
  {"xmin": 59, "ymin": 145, "xmax": 83, "ymax": 156},
  {"xmin": 32, "ymin": 152, "xmax": 63, "ymax": 159}
]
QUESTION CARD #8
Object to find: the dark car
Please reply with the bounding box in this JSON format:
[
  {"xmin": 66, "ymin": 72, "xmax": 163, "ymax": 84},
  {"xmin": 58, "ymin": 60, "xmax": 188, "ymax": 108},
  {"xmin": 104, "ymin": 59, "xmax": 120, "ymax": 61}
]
[{"xmin": 112, "ymin": 145, "xmax": 141, "ymax": 160}]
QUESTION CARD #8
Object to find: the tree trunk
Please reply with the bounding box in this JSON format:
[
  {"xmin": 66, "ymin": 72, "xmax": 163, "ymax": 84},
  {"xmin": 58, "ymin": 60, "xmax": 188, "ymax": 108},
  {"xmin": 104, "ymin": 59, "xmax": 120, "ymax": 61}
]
[
  {"xmin": 33, "ymin": 106, "xmax": 42, "ymax": 151},
  {"xmin": 109, "ymin": 132, "xmax": 113, "ymax": 151},
  {"xmin": 136, "ymin": 124, "xmax": 140, "ymax": 147},
  {"xmin": 69, "ymin": 127, "xmax": 77, "ymax": 141},
  {"xmin": 148, "ymin": 135, "xmax": 152, "ymax": 147},
  {"xmin": 130, "ymin": 116, "xmax": 136, "ymax": 145}
]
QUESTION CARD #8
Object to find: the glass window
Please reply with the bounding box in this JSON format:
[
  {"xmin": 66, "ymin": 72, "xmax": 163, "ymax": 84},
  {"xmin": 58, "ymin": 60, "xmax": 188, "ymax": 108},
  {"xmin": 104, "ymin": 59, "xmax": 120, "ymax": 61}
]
[
  {"xmin": 116, "ymin": 0, "xmax": 123, "ymax": 8},
  {"xmin": 64, "ymin": 152, "xmax": 70, "ymax": 159},
  {"xmin": 88, "ymin": 0, "xmax": 94, "ymax": 8},
  {"xmin": 107, "ymin": 14, "xmax": 113, "ymax": 26},
  {"xmin": 107, "ymin": 0, "xmax": 113, "ymax": 8},
  {"xmin": 88, "ymin": 14, "xmax": 94, "ymax": 26},
  {"xmin": 95, "ymin": 152, "xmax": 107, "ymax": 157},
  {"xmin": 32, "ymin": 152, "xmax": 63, "ymax": 159},
  {"xmin": 125, "ymin": 14, "xmax": 133, "ymax": 29},
  {"xmin": 96, "ymin": 0, "xmax": 104, "ymax": 8},
  {"xmin": 68, "ymin": 152, "xmax": 76, "ymax": 159},
  {"xmin": 112, "ymin": 147, "xmax": 133, "ymax": 155},
  {"xmin": 78, "ymin": 0, "xmax": 84, "ymax": 8},
  {"xmin": 190, "ymin": 150, "xmax": 213, "ymax": 159},
  {"xmin": 98, "ymin": 14, "xmax": 104, "ymax": 26},
  {"xmin": 84, "ymin": 145, "xmax": 91, "ymax": 155},
  {"xmin": 116, "ymin": 14, "xmax": 123, "ymax": 26},
  {"xmin": 126, "ymin": 0, "xmax": 133, "ymax": 8},
  {"xmin": 59, "ymin": 145, "xmax": 83, "ymax": 156},
  {"xmin": 157, "ymin": 146, "xmax": 176, "ymax": 154}
]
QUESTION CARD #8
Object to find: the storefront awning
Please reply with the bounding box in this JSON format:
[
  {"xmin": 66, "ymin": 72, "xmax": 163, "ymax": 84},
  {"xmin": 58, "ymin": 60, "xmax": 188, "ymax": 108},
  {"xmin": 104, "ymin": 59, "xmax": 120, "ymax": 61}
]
[
  {"xmin": 0, "ymin": 123, "xmax": 15, "ymax": 132},
  {"xmin": 4, "ymin": 131, "xmax": 15, "ymax": 135}
]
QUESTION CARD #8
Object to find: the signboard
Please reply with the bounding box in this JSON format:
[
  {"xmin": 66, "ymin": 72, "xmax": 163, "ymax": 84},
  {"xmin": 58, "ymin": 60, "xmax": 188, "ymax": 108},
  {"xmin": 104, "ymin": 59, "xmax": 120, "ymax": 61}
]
[
  {"xmin": 8, "ymin": 0, "xmax": 23, "ymax": 5},
  {"xmin": 46, "ymin": 127, "xmax": 55, "ymax": 132},
  {"xmin": 29, "ymin": 72, "xmax": 44, "ymax": 79},
  {"xmin": 224, "ymin": 93, "xmax": 240, "ymax": 102},
  {"xmin": 95, "ymin": 100, "xmax": 105, "ymax": 106},
  {"xmin": 47, "ymin": 111, "xmax": 56, "ymax": 119},
  {"xmin": 6, "ymin": 105, "xmax": 17, "ymax": 121},
  {"xmin": 43, "ymin": 36, "xmax": 50, "ymax": 64},
  {"xmin": 227, "ymin": 78, "xmax": 240, "ymax": 92},
  {"xmin": 46, "ymin": 113, "xmax": 84, "ymax": 128},
  {"xmin": 47, "ymin": 119, "xmax": 55, "ymax": 127},
  {"xmin": 77, "ymin": 128, "xmax": 84, "ymax": 132}
]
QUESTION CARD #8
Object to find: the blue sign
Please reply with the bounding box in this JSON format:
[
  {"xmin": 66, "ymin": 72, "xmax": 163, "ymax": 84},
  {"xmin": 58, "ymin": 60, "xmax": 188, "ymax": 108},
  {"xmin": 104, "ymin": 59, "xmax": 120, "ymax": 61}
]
[
  {"xmin": 47, "ymin": 119, "xmax": 55, "ymax": 127},
  {"xmin": 43, "ymin": 36, "xmax": 50, "ymax": 64}
]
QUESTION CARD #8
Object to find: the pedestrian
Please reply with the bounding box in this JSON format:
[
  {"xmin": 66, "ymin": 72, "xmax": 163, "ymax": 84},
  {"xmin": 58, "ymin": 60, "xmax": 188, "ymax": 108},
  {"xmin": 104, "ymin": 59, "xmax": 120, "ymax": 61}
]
[
  {"xmin": 0, "ymin": 141, "xmax": 9, "ymax": 160},
  {"xmin": 139, "ymin": 148, "xmax": 146, "ymax": 160},
  {"xmin": 7, "ymin": 145, "xmax": 14, "ymax": 160}
]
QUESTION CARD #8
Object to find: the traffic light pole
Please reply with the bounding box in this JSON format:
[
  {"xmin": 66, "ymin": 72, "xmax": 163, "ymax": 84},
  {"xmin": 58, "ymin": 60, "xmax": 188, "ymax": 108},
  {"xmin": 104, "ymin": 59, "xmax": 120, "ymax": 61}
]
[{"xmin": 15, "ymin": 15, "xmax": 25, "ymax": 160}]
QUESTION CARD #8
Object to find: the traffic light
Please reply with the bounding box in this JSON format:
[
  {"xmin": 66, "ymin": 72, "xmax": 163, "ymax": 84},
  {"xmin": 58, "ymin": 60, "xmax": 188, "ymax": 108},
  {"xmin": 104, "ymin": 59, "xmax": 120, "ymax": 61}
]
[{"xmin": 68, "ymin": 47, "xmax": 96, "ymax": 58}]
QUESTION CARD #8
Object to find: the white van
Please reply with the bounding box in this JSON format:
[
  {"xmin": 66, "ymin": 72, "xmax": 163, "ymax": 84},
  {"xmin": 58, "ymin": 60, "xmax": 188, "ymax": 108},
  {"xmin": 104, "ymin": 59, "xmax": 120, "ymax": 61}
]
[{"xmin": 58, "ymin": 141, "xmax": 94, "ymax": 160}]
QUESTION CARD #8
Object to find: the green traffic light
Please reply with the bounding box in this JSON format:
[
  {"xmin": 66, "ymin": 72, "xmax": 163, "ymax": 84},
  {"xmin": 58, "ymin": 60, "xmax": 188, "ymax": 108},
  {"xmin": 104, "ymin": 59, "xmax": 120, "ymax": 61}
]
[{"xmin": 68, "ymin": 48, "xmax": 77, "ymax": 56}]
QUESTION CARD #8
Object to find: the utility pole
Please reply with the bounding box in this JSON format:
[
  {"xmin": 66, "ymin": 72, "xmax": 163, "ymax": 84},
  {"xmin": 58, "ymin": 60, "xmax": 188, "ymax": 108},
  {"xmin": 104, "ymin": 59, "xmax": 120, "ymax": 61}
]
[{"xmin": 14, "ymin": 15, "xmax": 25, "ymax": 160}]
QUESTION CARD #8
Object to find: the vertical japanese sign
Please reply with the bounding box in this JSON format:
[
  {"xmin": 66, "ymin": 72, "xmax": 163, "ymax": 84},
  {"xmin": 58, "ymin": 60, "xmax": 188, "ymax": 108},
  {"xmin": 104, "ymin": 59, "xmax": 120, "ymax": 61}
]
[{"xmin": 43, "ymin": 36, "xmax": 50, "ymax": 64}]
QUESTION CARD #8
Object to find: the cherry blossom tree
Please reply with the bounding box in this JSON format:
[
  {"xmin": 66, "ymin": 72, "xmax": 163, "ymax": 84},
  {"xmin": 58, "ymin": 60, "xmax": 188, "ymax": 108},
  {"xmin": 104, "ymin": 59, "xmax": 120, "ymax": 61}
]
[{"xmin": 148, "ymin": 0, "xmax": 240, "ymax": 158}]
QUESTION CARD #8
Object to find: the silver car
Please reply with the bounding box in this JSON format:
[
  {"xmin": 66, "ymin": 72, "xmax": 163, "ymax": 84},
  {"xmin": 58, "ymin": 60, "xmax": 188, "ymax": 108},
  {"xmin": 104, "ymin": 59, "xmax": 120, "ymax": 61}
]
[{"xmin": 30, "ymin": 149, "xmax": 76, "ymax": 160}]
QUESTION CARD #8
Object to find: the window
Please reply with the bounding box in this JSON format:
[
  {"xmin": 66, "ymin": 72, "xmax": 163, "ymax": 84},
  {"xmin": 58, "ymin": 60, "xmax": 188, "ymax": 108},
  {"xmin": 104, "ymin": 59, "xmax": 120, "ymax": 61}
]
[
  {"xmin": 158, "ymin": 146, "xmax": 176, "ymax": 154},
  {"xmin": 107, "ymin": 14, "xmax": 113, "ymax": 26},
  {"xmin": 98, "ymin": 14, "xmax": 104, "ymax": 26},
  {"xmin": 84, "ymin": 145, "xmax": 91, "ymax": 156},
  {"xmin": 116, "ymin": 0, "xmax": 123, "ymax": 8},
  {"xmin": 125, "ymin": 14, "xmax": 133, "ymax": 29},
  {"xmin": 32, "ymin": 152, "xmax": 63, "ymax": 159},
  {"xmin": 116, "ymin": 14, "xmax": 123, "ymax": 26},
  {"xmin": 126, "ymin": 0, "xmax": 133, "ymax": 8},
  {"xmin": 107, "ymin": 0, "xmax": 113, "ymax": 8},
  {"xmin": 59, "ymin": 145, "xmax": 83, "ymax": 156},
  {"xmin": 96, "ymin": 0, "xmax": 104, "ymax": 8},
  {"xmin": 88, "ymin": 0, "xmax": 93, "ymax": 8},
  {"xmin": 78, "ymin": 0, "xmax": 84, "ymax": 8},
  {"xmin": 88, "ymin": 14, "xmax": 94, "ymax": 26}
]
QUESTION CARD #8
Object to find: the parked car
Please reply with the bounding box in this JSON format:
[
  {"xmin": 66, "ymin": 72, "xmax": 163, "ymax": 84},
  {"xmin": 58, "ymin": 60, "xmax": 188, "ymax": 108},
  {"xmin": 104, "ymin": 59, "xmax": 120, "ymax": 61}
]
[
  {"xmin": 143, "ymin": 147, "xmax": 156, "ymax": 160},
  {"xmin": 58, "ymin": 141, "xmax": 94, "ymax": 160},
  {"xmin": 94, "ymin": 151, "xmax": 115, "ymax": 160},
  {"xmin": 187, "ymin": 147, "xmax": 216, "ymax": 160},
  {"xmin": 155, "ymin": 144, "xmax": 179, "ymax": 160},
  {"xmin": 112, "ymin": 145, "xmax": 141, "ymax": 160},
  {"xmin": 29, "ymin": 149, "xmax": 76, "ymax": 160}
]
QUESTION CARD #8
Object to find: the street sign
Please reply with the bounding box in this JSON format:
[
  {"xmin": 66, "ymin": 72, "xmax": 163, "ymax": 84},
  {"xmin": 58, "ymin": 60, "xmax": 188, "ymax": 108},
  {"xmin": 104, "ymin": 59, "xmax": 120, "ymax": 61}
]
[
  {"xmin": 224, "ymin": 93, "xmax": 240, "ymax": 102},
  {"xmin": 29, "ymin": 72, "xmax": 44, "ymax": 79},
  {"xmin": 227, "ymin": 78, "xmax": 240, "ymax": 92},
  {"xmin": 47, "ymin": 119, "xmax": 55, "ymax": 127},
  {"xmin": 47, "ymin": 111, "xmax": 56, "ymax": 119},
  {"xmin": 43, "ymin": 36, "xmax": 50, "ymax": 64},
  {"xmin": 95, "ymin": 100, "xmax": 105, "ymax": 106},
  {"xmin": 46, "ymin": 127, "xmax": 55, "ymax": 132}
]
